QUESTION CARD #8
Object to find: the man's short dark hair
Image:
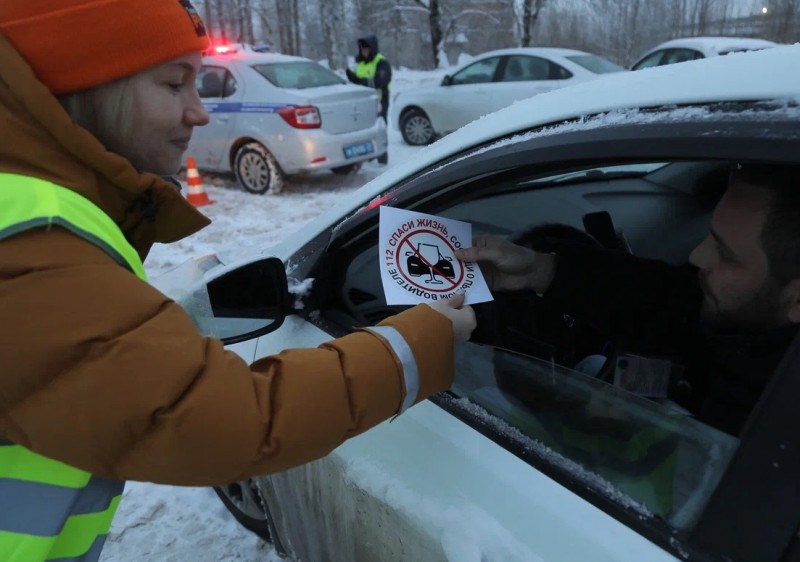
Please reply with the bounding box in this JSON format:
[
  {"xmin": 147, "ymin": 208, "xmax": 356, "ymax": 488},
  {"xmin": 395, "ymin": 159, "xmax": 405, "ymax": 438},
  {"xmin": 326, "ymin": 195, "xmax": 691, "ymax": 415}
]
[{"xmin": 733, "ymin": 163, "xmax": 800, "ymax": 286}]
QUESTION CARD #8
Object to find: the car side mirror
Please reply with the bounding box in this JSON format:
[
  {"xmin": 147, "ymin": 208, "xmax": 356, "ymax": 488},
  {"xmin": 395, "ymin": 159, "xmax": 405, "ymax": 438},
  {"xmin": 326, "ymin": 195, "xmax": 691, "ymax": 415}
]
[
  {"xmin": 153, "ymin": 255, "xmax": 291, "ymax": 345},
  {"xmin": 206, "ymin": 257, "xmax": 291, "ymax": 344},
  {"xmin": 441, "ymin": 74, "xmax": 453, "ymax": 86}
]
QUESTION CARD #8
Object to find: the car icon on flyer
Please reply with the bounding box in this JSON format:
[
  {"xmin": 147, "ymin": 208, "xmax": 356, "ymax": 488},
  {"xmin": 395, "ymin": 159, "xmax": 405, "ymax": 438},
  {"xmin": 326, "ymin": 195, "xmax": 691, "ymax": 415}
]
[{"xmin": 378, "ymin": 206, "xmax": 493, "ymax": 305}]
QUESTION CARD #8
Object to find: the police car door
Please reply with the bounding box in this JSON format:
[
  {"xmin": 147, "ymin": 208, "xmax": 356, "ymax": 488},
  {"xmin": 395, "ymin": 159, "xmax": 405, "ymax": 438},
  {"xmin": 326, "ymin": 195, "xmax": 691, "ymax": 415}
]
[
  {"xmin": 490, "ymin": 55, "xmax": 564, "ymax": 114},
  {"xmin": 190, "ymin": 65, "xmax": 239, "ymax": 171}
]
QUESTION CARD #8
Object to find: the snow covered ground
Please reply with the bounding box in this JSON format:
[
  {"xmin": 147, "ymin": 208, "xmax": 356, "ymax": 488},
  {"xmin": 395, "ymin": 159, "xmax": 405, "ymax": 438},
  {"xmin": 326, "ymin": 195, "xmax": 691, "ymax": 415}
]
[{"xmin": 99, "ymin": 119, "xmax": 431, "ymax": 561}]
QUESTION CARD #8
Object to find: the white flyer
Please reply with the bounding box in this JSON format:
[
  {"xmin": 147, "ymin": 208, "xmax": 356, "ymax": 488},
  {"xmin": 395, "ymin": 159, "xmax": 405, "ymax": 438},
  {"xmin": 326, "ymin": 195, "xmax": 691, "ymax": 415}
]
[{"xmin": 379, "ymin": 206, "xmax": 493, "ymax": 305}]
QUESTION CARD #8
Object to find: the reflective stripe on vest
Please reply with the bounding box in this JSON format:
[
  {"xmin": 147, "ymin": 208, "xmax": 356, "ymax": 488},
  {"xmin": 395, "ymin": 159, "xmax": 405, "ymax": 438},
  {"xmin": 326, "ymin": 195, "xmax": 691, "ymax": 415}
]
[
  {"xmin": 355, "ymin": 53, "xmax": 390, "ymax": 101},
  {"xmin": 0, "ymin": 173, "xmax": 147, "ymax": 561}
]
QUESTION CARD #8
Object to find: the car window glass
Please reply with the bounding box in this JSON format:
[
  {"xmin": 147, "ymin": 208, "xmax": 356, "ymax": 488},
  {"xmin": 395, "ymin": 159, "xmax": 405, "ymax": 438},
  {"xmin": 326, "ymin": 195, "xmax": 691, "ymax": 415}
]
[
  {"xmin": 327, "ymin": 159, "xmax": 744, "ymax": 531},
  {"xmin": 499, "ymin": 55, "xmax": 564, "ymax": 82},
  {"xmin": 451, "ymin": 344, "xmax": 738, "ymax": 529},
  {"xmin": 223, "ymin": 71, "xmax": 238, "ymax": 97},
  {"xmin": 197, "ymin": 66, "xmax": 227, "ymax": 98},
  {"xmin": 565, "ymin": 54, "xmax": 625, "ymax": 74},
  {"xmin": 253, "ymin": 61, "xmax": 345, "ymax": 89},
  {"xmin": 451, "ymin": 57, "xmax": 501, "ymax": 85},
  {"xmin": 632, "ymin": 50, "xmax": 666, "ymax": 70},
  {"xmin": 662, "ymin": 48, "xmax": 704, "ymax": 64}
]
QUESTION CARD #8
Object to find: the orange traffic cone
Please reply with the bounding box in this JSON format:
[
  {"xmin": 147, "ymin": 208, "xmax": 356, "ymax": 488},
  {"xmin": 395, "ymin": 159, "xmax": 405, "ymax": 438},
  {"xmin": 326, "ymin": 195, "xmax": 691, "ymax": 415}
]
[{"xmin": 185, "ymin": 156, "xmax": 214, "ymax": 207}]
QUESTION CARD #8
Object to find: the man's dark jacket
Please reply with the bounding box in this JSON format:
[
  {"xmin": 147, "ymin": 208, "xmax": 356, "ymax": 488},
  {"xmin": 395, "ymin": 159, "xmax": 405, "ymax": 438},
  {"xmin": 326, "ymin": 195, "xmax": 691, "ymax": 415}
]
[{"xmin": 543, "ymin": 243, "xmax": 797, "ymax": 436}]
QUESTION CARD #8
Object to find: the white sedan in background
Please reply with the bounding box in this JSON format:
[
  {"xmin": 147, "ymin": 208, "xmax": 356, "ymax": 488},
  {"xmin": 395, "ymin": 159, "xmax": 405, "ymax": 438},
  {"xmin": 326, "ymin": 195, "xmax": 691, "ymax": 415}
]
[
  {"xmin": 631, "ymin": 36, "xmax": 778, "ymax": 70},
  {"xmin": 159, "ymin": 45, "xmax": 800, "ymax": 562},
  {"xmin": 394, "ymin": 47, "xmax": 625, "ymax": 145}
]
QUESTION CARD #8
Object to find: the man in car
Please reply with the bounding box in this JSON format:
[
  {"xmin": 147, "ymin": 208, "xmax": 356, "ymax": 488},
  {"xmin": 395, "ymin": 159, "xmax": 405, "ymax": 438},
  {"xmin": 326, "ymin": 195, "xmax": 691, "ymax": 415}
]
[
  {"xmin": 456, "ymin": 163, "xmax": 800, "ymax": 436},
  {"xmin": 346, "ymin": 34, "xmax": 392, "ymax": 164}
]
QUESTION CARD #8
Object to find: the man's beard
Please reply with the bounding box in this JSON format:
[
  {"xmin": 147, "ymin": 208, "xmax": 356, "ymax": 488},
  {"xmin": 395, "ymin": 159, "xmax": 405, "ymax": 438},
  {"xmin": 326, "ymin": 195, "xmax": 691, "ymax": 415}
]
[{"xmin": 699, "ymin": 274, "xmax": 785, "ymax": 334}]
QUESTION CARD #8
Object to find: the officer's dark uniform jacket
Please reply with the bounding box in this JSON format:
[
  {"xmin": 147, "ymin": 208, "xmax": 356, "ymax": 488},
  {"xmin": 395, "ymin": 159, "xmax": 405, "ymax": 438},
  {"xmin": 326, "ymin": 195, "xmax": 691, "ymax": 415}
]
[{"xmin": 347, "ymin": 34, "xmax": 392, "ymax": 119}]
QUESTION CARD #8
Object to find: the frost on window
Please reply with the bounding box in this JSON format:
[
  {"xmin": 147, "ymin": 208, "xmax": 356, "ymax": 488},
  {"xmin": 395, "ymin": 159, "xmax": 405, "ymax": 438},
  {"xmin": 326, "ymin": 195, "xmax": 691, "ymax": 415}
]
[{"xmin": 451, "ymin": 344, "xmax": 739, "ymax": 530}]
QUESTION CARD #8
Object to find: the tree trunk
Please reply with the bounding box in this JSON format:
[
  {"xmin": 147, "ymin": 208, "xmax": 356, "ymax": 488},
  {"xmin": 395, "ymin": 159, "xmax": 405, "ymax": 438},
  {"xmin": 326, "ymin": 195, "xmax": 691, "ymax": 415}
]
[
  {"xmin": 521, "ymin": 0, "xmax": 547, "ymax": 48},
  {"xmin": 215, "ymin": 0, "xmax": 227, "ymax": 42},
  {"xmin": 202, "ymin": 0, "xmax": 214, "ymax": 40},
  {"xmin": 320, "ymin": 0, "xmax": 346, "ymax": 69}
]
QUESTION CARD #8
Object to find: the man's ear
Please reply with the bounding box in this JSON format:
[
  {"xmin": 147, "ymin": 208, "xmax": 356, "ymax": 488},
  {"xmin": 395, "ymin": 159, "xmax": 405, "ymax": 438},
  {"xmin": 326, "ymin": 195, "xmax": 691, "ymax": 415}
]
[{"xmin": 783, "ymin": 278, "xmax": 800, "ymax": 324}]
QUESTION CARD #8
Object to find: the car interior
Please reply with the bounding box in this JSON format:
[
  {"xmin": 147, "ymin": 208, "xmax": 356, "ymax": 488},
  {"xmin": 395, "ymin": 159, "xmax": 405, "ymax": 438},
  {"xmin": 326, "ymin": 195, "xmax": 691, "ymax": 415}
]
[{"xmin": 308, "ymin": 158, "xmax": 740, "ymax": 530}]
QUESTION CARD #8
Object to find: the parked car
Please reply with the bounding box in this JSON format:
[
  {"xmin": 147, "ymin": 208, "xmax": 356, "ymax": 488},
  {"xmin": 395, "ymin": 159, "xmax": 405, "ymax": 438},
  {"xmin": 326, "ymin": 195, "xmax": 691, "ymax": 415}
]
[
  {"xmin": 394, "ymin": 47, "xmax": 625, "ymax": 146},
  {"xmin": 631, "ymin": 36, "xmax": 778, "ymax": 70},
  {"xmin": 155, "ymin": 45, "xmax": 800, "ymax": 562},
  {"xmin": 188, "ymin": 46, "xmax": 388, "ymax": 195}
]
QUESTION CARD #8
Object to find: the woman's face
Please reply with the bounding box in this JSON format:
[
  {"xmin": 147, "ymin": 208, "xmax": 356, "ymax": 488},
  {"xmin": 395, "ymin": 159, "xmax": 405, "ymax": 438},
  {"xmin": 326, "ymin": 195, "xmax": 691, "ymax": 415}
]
[{"xmin": 117, "ymin": 52, "xmax": 209, "ymax": 175}]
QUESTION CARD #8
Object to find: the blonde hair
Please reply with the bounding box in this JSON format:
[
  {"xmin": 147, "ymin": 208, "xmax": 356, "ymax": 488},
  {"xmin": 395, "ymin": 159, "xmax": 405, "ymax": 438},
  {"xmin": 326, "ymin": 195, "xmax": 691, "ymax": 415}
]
[{"xmin": 58, "ymin": 76, "xmax": 136, "ymax": 162}]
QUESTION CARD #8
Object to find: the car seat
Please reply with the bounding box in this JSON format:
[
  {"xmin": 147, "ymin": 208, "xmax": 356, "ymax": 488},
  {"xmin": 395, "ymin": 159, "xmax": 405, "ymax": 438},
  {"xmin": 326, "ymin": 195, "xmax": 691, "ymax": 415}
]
[
  {"xmin": 505, "ymin": 58, "xmax": 523, "ymax": 81},
  {"xmin": 200, "ymin": 72, "xmax": 223, "ymax": 97}
]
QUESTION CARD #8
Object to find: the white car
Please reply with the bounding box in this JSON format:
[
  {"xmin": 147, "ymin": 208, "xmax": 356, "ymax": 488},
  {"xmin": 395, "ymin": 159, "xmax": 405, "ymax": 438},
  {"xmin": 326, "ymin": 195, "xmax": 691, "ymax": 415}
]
[
  {"xmin": 158, "ymin": 45, "xmax": 800, "ymax": 562},
  {"xmin": 188, "ymin": 47, "xmax": 388, "ymax": 195},
  {"xmin": 394, "ymin": 47, "xmax": 625, "ymax": 145},
  {"xmin": 631, "ymin": 36, "xmax": 778, "ymax": 70}
]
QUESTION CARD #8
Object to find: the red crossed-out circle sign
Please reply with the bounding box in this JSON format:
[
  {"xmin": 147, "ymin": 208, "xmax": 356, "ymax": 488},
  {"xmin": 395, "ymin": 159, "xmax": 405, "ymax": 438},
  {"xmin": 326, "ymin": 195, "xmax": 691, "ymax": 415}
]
[{"xmin": 396, "ymin": 229, "xmax": 464, "ymax": 293}]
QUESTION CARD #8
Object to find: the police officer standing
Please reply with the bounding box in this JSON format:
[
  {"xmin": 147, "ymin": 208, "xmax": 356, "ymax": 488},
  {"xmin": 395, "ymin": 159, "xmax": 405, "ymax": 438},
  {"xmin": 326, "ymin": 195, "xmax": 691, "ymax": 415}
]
[{"xmin": 346, "ymin": 34, "xmax": 391, "ymax": 164}]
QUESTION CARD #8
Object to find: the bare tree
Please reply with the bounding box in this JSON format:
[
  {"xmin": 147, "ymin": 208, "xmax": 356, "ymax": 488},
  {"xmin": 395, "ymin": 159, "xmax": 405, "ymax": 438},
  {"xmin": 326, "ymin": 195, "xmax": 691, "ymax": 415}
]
[
  {"xmin": 320, "ymin": 0, "xmax": 348, "ymax": 69},
  {"xmin": 412, "ymin": 0, "xmax": 445, "ymax": 68},
  {"xmin": 275, "ymin": 0, "xmax": 301, "ymax": 54},
  {"xmin": 234, "ymin": 0, "xmax": 254, "ymax": 44},
  {"xmin": 520, "ymin": 0, "xmax": 547, "ymax": 47}
]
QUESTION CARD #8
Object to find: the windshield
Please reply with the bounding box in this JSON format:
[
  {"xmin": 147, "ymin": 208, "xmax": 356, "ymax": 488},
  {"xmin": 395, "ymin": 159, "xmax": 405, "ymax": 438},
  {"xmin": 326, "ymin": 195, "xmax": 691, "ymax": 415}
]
[
  {"xmin": 253, "ymin": 62, "xmax": 345, "ymax": 89},
  {"xmin": 566, "ymin": 55, "xmax": 625, "ymax": 74}
]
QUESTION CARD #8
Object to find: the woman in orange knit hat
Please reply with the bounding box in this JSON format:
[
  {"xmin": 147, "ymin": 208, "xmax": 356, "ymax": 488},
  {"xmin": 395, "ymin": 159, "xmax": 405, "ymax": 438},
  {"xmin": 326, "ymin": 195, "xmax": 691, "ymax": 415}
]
[{"xmin": 0, "ymin": 2, "xmax": 475, "ymax": 560}]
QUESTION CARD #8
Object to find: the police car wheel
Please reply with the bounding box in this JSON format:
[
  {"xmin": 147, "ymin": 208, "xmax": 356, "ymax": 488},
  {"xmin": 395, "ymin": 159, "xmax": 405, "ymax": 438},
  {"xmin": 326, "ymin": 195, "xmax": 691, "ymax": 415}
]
[
  {"xmin": 234, "ymin": 142, "xmax": 285, "ymax": 195},
  {"xmin": 400, "ymin": 109, "xmax": 435, "ymax": 146},
  {"xmin": 213, "ymin": 482, "xmax": 273, "ymax": 542}
]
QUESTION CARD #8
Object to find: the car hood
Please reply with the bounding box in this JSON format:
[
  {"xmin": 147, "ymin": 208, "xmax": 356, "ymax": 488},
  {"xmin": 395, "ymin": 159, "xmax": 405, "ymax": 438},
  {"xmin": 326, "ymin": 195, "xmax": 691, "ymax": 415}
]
[{"xmin": 234, "ymin": 44, "xmax": 800, "ymax": 264}]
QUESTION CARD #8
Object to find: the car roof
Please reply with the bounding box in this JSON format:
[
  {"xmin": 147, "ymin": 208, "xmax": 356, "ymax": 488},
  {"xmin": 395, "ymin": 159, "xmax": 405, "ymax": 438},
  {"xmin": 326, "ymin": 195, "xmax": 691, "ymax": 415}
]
[
  {"xmin": 474, "ymin": 47, "xmax": 594, "ymax": 58},
  {"xmin": 202, "ymin": 51, "xmax": 310, "ymax": 65},
  {"xmin": 364, "ymin": 44, "xmax": 800, "ymax": 198},
  {"xmin": 643, "ymin": 36, "xmax": 778, "ymax": 55}
]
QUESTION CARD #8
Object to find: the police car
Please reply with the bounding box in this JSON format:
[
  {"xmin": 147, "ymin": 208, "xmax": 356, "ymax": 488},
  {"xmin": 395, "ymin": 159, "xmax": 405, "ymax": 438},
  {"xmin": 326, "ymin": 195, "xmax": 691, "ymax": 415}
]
[{"xmin": 188, "ymin": 46, "xmax": 388, "ymax": 194}]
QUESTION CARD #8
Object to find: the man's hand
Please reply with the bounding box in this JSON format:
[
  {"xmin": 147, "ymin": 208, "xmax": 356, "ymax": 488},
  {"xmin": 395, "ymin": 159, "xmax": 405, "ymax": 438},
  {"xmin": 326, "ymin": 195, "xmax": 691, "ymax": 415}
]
[
  {"xmin": 345, "ymin": 68, "xmax": 357, "ymax": 82},
  {"xmin": 426, "ymin": 293, "xmax": 476, "ymax": 343},
  {"xmin": 455, "ymin": 235, "xmax": 556, "ymax": 294}
]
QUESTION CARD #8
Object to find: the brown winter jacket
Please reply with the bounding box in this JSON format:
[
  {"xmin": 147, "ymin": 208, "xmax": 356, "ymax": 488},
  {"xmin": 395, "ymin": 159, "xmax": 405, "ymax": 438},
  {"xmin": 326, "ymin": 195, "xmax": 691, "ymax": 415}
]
[{"xmin": 0, "ymin": 33, "xmax": 454, "ymax": 485}]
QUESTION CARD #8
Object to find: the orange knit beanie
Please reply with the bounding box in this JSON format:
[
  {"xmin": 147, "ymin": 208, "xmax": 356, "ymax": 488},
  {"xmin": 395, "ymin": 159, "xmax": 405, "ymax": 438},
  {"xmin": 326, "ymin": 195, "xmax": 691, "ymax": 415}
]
[{"xmin": 0, "ymin": 0, "xmax": 210, "ymax": 95}]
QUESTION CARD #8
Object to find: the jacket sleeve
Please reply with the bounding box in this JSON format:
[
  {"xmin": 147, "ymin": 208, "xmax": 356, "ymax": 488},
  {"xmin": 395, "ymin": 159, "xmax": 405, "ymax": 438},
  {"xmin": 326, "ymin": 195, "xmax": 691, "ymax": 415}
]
[
  {"xmin": 345, "ymin": 67, "xmax": 366, "ymax": 86},
  {"xmin": 374, "ymin": 59, "xmax": 392, "ymax": 91},
  {"xmin": 543, "ymin": 242, "xmax": 702, "ymax": 345},
  {"xmin": 0, "ymin": 229, "xmax": 454, "ymax": 485}
]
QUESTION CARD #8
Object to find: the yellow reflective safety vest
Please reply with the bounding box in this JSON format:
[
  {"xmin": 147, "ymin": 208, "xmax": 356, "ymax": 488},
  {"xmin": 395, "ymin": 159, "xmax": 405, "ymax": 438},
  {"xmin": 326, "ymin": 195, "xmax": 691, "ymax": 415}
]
[
  {"xmin": 0, "ymin": 173, "xmax": 146, "ymax": 561},
  {"xmin": 355, "ymin": 53, "xmax": 390, "ymax": 101}
]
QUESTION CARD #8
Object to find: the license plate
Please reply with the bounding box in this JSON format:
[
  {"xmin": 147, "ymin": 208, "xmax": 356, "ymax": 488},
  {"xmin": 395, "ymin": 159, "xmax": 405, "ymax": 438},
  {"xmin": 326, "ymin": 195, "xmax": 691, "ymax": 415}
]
[{"xmin": 343, "ymin": 142, "xmax": 374, "ymax": 159}]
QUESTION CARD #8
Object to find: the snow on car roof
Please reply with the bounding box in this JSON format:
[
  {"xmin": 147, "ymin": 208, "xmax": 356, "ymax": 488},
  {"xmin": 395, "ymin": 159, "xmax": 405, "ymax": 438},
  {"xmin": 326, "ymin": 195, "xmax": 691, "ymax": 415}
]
[
  {"xmin": 476, "ymin": 47, "xmax": 595, "ymax": 58},
  {"xmin": 203, "ymin": 51, "xmax": 309, "ymax": 65},
  {"xmin": 646, "ymin": 36, "xmax": 778, "ymax": 54}
]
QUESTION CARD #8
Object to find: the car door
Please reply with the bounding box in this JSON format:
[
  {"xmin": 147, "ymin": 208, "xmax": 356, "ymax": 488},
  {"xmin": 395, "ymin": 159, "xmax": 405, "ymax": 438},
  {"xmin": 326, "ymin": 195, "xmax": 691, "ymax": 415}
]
[
  {"xmin": 436, "ymin": 56, "xmax": 502, "ymax": 133},
  {"xmin": 188, "ymin": 65, "xmax": 241, "ymax": 170},
  {"xmin": 489, "ymin": 55, "xmax": 566, "ymax": 113},
  {"xmin": 231, "ymin": 104, "xmax": 800, "ymax": 562}
]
